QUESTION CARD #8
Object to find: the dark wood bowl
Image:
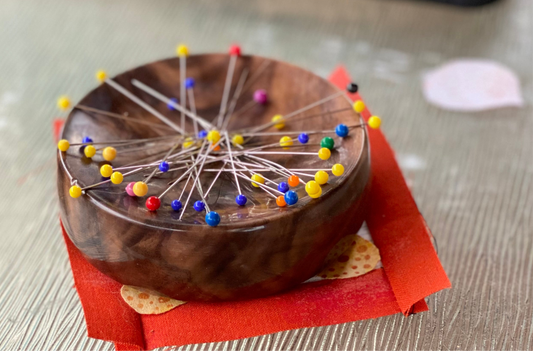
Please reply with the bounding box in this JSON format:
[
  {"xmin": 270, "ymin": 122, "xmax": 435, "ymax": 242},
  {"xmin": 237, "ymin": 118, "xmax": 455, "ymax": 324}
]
[{"xmin": 57, "ymin": 54, "xmax": 370, "ymax": 301}]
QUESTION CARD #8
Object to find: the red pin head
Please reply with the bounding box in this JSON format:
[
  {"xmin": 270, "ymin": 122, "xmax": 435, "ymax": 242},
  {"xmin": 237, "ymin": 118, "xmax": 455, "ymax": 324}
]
[
  {"xmin": 146, "ymin": 196, "xmax": 161, "ymax": 211},
  {"xmin": 228, "ymin": 44, "xmax": 241, "ymax": 57}
]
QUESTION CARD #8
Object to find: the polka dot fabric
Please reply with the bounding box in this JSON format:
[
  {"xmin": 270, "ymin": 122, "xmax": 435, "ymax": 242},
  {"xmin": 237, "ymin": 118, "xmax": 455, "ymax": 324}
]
[
  {"xmin": 120, "ymin": 285, "xmax": 186, "ymax": 314},
  {"xmin": 317, "ymin": 234, "xmax": 381, "ymax": 280}
]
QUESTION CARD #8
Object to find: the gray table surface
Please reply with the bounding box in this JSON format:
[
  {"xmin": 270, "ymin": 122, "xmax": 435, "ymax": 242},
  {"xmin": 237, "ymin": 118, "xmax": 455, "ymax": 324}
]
[{"xmin": 1, "ymin": 0, "xmax": 532, "ymax": 350}]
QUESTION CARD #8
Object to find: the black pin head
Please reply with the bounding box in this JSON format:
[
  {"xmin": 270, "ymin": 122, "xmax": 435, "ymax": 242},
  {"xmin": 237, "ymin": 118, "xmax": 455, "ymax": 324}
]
[{"xmin": 346, "ymin": 83, "xmax": 358, "ymax": 93}]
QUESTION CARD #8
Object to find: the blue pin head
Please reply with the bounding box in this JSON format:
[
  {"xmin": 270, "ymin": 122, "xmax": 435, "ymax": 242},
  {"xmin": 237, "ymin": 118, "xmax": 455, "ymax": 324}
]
[
  {"xmin": 277, "ymin": 182, "xmax": 289, "ymax": 193},
  {"xmin": 284, "ymin": 190, "xmax": 298, "ymax": 206},
  {"xmin": 235, "ymin": 194, "xmax": 247, "ymax": 206},
  {"xmin": 335, "ymin": 124, "xmax": 349, "ymax": 138},
  {"xmin": 193, "ymin": 200, "xmax": 205, "ymax": 212},
  {"xmin": 205, "ymin": 211, "xmax": 221, "ymax": 227},
  {"xmin": 298, "ymin": 133, "xmax": 309, "ymax": 144},
  {"xmin": 159, "ymin": 161, "xmax": 170, "ymax": 173},
  {"xmin": 185, "ymin": 77, "xmax": 195, "ymax": 89},
  {"xmin": 167, "ymin": 97, "xmax": 179, "ymax": 111},
  {"xmin": 171, "ymin": 199, "xmax": 182, "ymax": 211}
]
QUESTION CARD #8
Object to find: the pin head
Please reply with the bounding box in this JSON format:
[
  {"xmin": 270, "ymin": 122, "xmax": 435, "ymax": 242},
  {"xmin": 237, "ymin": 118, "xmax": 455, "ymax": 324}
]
[
  {"xmin": 102, "ymin": 146, "xmax": 117, "ymax": 161},
  {"xmin": 278, "ymin": 181, "xmax": 289, "ymax": 193},
  {"xmin": 368, "ymin": 116, "xmax": 381, "ymax": 129},
  {"xmin": 167, "ymin": 97, "xmax": 179, "ymax": 111},
  {"xmin": 133, "ymin": 181, "xmax": 148, "ymax": 197},
  {"xmin": 320, "ymin": 137, "xmax": 334, "ymax": 150},
  {"xmin": 100, "ymin": 164, "xmax": 113, "ymax": 178},
  {"xmin": 332, "ymin": 164, "xmax": 344, "ymax": 176},
  {"xmin": 305, "ymin": 180, "xmax": 321, "ymax": 196},
  {"xmin": 253, "ymin": 89, "xmax": 268, "ymax": 104},
  {"xmin": 57, "ymin": 139, "xmax": 70, "ymax": 152},
  {"xmin": 198, "ymin": 130, "xmax": 208, "ymax": 139},
  {"xmin": 279, "ymin": 136, "xmax": 293, "ymax": 149},
  {"xmin": 353, "ymin": 100, "xmax": 365, "ymax": 113},
  {"xmin": 272, "ymin": 115, "xmax": 285, "ymax": 130},
  {"xmin": 335, "ymin": 124, "xmax": 349, "ymax": 138},
  {"xmin": 251, "ymin": 174, "xmax": 265, "ymax": 188},
  {"xmin": 346, "ymin": 83, "xmax": 358, "ymax": 93},
  {"xmin": 232, "ymin": 134, "xmax": 244, "ymax": 146},
  {"xmin": 288, "ymin": 175, "xmax": 300, "ymax": 187},
  {"xmin": 57, "ymin": 96, "xmax": 70, "ymax": 111},
  {"xmin": 125, "ymin": 182, "xmax": 136, "ymax": 197},
  {"xmin": 205, "ymin": 211, "xmax": 221, "ymax": 227},
  {"xmin": 235, "ymin": 194, "xmax": 247, "ymax": 206},
  {"xmin": 207, "ymin": 130, "xmax": 221, "ymax": 144},
  {"xmin": 228, "ymin": 44, "xmax": 241, "ymax": 56},
  {"xmin": 146, "ymin": 196, "xmax": 161, "ymax": 211},
  {"xmin": 96, "ymin": 70, "xmax": 107, "ymax": 83},
  {"xmin": 193, "ymin": 200, "xmax": 205, "ymax": 212},
  {"xmin": 171, "ymin": 199, "xmax": 183, "ymax": 211},
  {"xmin": 314, "ymin": 170, "xmax": 329, "ymax": 185},
  {"xmin": 284, "ymin": 190, "xmax": 298, "ymax": 206},
  {"xmin": 318, "ymin": 147, "xmax": 331, "ymax": 160},
  {"xmin": 159, "ymin": 161, "xmax": 169, "ymax": 173},
  {"xmin": 298, "ymin": 133, "xmax": 309, "ymax": 144},
  {"xmin": 69, "ymin": 185, "xmax": 82, "ymax": 198},
  {"xmin": 84, "ymin": 145, "xmax": 96, "ymax": 158},
  {"xmin": 111, "ymin": 171, "xmax": 124, "ymax": 185},
  {"xmin": 176, "ymin": 44, "xmax": 189, "ymax": 57},
  {"xmin": 308, "ymin": 186, "xmax": 322, "ymax": 199},
  {"xmin": 182, "ymin": 137, "xmax": 195, "ymax": 149},
  {"xmin": 276, "ymin": 195, "xmax": 287, "ymax": 207},
  {"xmin": 185, "ymin": 77, "xmax": 195, "ymax": 89},
  {"xmin": 82, "ymin": 136, "xmax": 93, "ymax": 144}
]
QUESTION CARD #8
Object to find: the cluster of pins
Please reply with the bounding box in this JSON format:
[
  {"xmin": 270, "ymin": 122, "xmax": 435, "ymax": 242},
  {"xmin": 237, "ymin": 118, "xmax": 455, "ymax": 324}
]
[{"xmin": 57, "ymin": 44, "xmax": 381, "ymax": 227}]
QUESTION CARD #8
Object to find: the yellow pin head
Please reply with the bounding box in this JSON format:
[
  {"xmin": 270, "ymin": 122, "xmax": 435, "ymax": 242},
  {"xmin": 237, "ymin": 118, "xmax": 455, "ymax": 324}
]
[
  {"xmin": 251, "ymin": 174, "xmax": 265, "ymax": 188},
  {"xmin": 207, "ymin": 130, "xmax": 221, "ymax": 144},
  {"xmin": 232, "ymin": 134, "xmax": 244, "ymax": 146},
  {"xmin": 279, "ymin": 136, "xmax": 293, "ymax": 149},
  {"xmin": 305, "ymin": 180, "xmax": 321, "ymax": 196},
  {"xmin": 100, "ymin": 164, "xmax": 113, "ymax": 178},
  {"xmin": 102, "ymin": 146, "xmax": 117, "ymax": 161},
  {"xmin": 353, "ymin": 100, "xmax": 365, "ymax": 113},
  {"xmin": 57, "ymin": 96, "xmax": 70, "ymax": 111},
  {"xmin": 57, "ymin": 139, "xmax": 70, "ymax": 152},
  {"xmin": 332, "ymin": 164, "xmax": 344, "ymax": 176},
  {"xmin": 84, "ymin": 145, "xmax": 96, "ymax": 158},
  {"xmin": 69, "ymin": 185, "xmax": 82, "ymax": 198},
  {"xmin": 110, "ymin": 171, "xmax": 124, "ymax": 185},
  {"xmin": 272, "ymin": 115, "xmax": 285, "ymax": 130},
  {"xmin": 176, "ymin": 44, "xmax": 189, "ymax": 57},
  {"xmin": 318, "ymin": 147, "xmax": 331, "ymax": 161},
  {"xmin": 96, "ymin": 70, "xmax": 107, "ymax": 83},
  {"xmin": 182, "ymin": 137, "xmax": 195, "ymax": 149},
  {"xmin": 368, "ymin": 116, "xmax": 381, "ymax": 129},
  {"xmin": 314, "ymin": 170, "xmax": 329, "ymax": 185},
  {"xmin": 133, "ymin": 181, "xmax": 148, "ymax": 197}
]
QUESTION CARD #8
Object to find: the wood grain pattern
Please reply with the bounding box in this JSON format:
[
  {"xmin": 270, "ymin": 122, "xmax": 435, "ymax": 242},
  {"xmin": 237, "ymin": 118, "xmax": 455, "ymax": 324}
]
[
  {"xmin": 0, "ymin": 0, "xmax": 532, "ymax": 349},
  {"xmin": 57, "ymin": 54, "xmax": 370, "ymax": 301}
]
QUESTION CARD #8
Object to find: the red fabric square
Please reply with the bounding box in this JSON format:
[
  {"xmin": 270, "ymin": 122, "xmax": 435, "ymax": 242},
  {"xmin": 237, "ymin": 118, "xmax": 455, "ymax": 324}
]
[{"xmin": 61, "ymin": 66, "xmax": 450, "ymax": 351}]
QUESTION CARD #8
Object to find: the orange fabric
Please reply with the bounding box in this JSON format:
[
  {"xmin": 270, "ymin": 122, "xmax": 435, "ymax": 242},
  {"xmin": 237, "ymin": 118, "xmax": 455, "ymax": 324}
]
[{"xmin": 61, "ymin": 66, "xmax": 449, "ymax": 351}]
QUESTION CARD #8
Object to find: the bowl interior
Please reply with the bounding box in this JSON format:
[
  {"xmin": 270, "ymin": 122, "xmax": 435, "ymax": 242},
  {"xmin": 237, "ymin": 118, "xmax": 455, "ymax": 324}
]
[{"xmin": 61, "ymin": 54, "xmax": 364, "ymax": 228}]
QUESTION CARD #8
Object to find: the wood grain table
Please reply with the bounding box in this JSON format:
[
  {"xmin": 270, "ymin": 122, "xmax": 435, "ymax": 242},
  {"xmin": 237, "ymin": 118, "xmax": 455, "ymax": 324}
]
[{"xmin": 0, "ymin": 0, "xmax": 531, "ymax": 349}]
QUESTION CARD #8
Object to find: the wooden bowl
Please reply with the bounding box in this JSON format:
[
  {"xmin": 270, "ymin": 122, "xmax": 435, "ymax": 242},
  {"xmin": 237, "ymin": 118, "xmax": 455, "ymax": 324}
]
[{"xmin": 57, "ymin": 54, "xmax": 370, "ymax": 301}]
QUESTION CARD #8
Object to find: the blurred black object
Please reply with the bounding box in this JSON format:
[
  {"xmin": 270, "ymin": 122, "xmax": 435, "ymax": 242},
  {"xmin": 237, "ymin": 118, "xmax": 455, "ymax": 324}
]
[{"xmin": 428, "ymin": 0, "xmax": 500, "ymax": 6}]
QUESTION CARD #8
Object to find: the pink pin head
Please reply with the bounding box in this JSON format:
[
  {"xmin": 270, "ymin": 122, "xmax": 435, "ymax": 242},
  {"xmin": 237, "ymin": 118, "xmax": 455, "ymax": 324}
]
[
  {"xmin": 125, "ymin": 182, "xmax": 136, "ymax": 197},
  {"xmin": 253, "ymin": 89, "xmax": 268, "ymax": 105},
  {"xmin": 228, "ymin": 44, "xmax": 241, "ymax": 57}
]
